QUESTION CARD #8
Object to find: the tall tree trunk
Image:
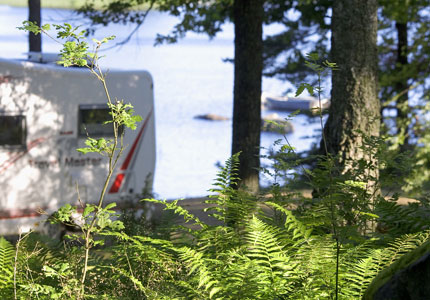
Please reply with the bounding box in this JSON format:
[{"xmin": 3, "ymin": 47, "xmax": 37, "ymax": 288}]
[
  {"xmin": 28, "ymin": 0, "xmax": 41, "ymax": 53},
  {"xmin": 323, "ymin": 0, "xmax": 380, "ymax": 183},
  {"xmin": 395, "ymin": 22, "xmax": 409, "ymax": 149},
  {"xmin": 232, "ymin": 0, "xmax": 263, "ymax": 194}
]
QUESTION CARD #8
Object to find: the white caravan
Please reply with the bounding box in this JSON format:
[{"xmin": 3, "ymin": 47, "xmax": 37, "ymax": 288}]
[{"xmin": 0, "ymin": 54, "xmax": 156, "ymax": 236}]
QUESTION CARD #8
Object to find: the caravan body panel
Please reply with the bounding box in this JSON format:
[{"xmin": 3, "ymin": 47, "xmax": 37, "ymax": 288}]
[{"xmin": 0, "ymin": 58, "xmax": 156, "ymax": 235}]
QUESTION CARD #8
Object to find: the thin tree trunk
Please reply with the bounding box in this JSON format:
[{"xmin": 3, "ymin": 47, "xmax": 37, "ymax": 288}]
[
  {"xmin": 395, "ymin": 22, "xmax": 409, "ymax": 149},
  {"xmin": 323, "ymin": 0, "xmax": 380, "ymax": 186},
  {"xmin": 232, "ymin": 0, "xmax": 263, "ymax": 194},
  {"xmin": 28, "ymin": 0, "xmax": 41, "ymax": 53}
]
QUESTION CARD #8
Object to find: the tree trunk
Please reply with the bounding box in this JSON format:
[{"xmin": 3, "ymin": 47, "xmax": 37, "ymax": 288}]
[
  {"xmin": 232, "ymin": 0, "xmax": 263, "ymax": 194},
  {"xmin": 323, "ymin": 0, "xmax": 380, "ymax": 181},
  {"xmin": 395, "ymin": 22, "xmax": 409, "ymax": 149},
  {"xmin": 28, "ymin": 0, "xmax": 41, "ymax": 53}
]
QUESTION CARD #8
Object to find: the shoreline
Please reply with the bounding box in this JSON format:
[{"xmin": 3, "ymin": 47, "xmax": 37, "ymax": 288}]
[{"xmin": 0, "ymin": 1, "xmax": 148, "ymax": 10}]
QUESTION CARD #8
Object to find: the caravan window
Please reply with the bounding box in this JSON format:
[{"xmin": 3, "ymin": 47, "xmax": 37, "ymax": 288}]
[
  {"xmin": 0, "ymin": 115, "xmax": 26, "ymax": 147},
  {"xmin": 78, "ymin": 105, "xmax": 115, "ymax": 137}
]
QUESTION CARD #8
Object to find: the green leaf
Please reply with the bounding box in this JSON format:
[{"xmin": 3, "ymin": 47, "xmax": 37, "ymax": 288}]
[
  {"xmin": 209, "ymin": 286, "xmax": 221, "ymax": 299},
  {"xmin": 17, "ymin": 21, "xmax": 41, "ymax": 34},
  {"xmin": 358, "ymin": 212, "xmax": 379, "ymax": 219},
  {"xmin": 344, "ymin": 180, "xmax": 367, "ymax": 189},
  {"xmin": 307, "ymin": 52, "xmax": 319, "ymax": 61},
  {"xmin": 83, "ymin": 205, "xmax": 95, "ymax": 217},
  {"xmin": 97, "ymin": 138, "xmax": 107, "ymax": 149},
  {"xmin": 41, "ymin": 24, "xmax": 51, "ymax": 31},
  {"xmin": 305, "ymin": 84, "xmax": 314, "ymax": 96},
  {"xmin": 93, "ymin": 240, "xmax": 105, "ymax": 246},
  {"xmin": 295, "ymin": 84, "xmax": 306, "ymax": 97},
  {"xmin": 105, "ymin": 202, "xmax": 117, "ymax": 210},
  {"xmin": 76, "ymin": 147, "xmax": 93, "ymax": 154},
  {"xmin": 110, "ymin": 220, "xmax": 125, "ymax": 231}
]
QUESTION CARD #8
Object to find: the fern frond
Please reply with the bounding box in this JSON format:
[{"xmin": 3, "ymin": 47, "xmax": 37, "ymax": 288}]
[
  {"xmin": 342, "ymin": 230, "xmax": 430, "ymax": 298},
  {"xmin": 0, "ymin": 237, "xmax": 14, "ymax": 291},
  {"xmin": 376, "ymin": 199, "xmax": 430, "ymax": 235},
  {"xmin": 143, "ymin": 198, "xmax": 208, "ymax": 230},
  {"xmin": 106, "ymin": 265, "xmax": 159, "ymax": 299},
  {"xmin": 244, "ymin": 216, "xmax": 296, "ymax": 297},
  {"xmin": 206, "ymin": 152, "xmax": 259, "ymax": 226},
  {"xmin": 175, "ymin": 246, "xmax": 222, "ymax": 299},
  {"xmin": 364, "ymin": 236, "xmax": 430, "ymax": 299},
  {"xmin": 265, "ymin": 202, "xmax": 312, "ymax": 242}
]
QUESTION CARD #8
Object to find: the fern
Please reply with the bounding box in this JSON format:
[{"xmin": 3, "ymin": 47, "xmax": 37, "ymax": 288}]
[
  {"xmin": 244, "ymin": 216, "xmax": 296, "ymax": 298},
  {"xmin": 144, "ymin": 198, "xmax": 208, "ymax": 231},
  {"xmin": 101, "ymin": 232, "xmax": 184, "ymax": 299},
  {"xmin": 0, "ymin": 237, "xmax": 14, "ymax": 295},
  {"xmin": 174, "ymin": 246, "xmax": 223, "ymax": 299},
  {"xmin": 290, "ymin": 235, "xmax": 338, "ymax": 299},
  {"xmin": 265, "ymin": 202, "xmax": 312, "ymax": 242},
  {"xmin": 376, "ymin": 198, "xmax": 430, "ymax": 235},
  {"xmin": 341, "ymin": 230, "xmax": 430, "ymax": 298},
  {"xmin": 206, "ymin": 152, "xmax": 258, "ymax": 227}
]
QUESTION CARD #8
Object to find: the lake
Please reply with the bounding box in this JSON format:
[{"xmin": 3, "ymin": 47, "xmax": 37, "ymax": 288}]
[{"xmin": 0, "ymin": 5, "xmax": 323, "ymax": 199}]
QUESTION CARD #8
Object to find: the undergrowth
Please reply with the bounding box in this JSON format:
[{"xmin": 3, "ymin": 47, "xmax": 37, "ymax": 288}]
[{"xmin": 2, "ymin": 151, "xmax": 430, "ymax": 299}]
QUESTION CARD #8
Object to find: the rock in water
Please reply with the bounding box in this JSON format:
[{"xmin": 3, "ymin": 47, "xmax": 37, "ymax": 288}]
[
  {"xmin": 194, "ymin": 113, "xmax": 230, "ymax": 121},
  {"xmin": 261, "ymin": 113, "xmax": 294, "ymax": 134}
]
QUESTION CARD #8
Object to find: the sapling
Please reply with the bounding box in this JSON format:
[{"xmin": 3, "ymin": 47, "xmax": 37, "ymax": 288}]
[{"xmin": 19, "ymin": 21, "xmax": 142, "ymax": 299}]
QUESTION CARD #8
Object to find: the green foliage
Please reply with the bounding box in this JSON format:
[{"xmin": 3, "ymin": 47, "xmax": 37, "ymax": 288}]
[
  {"xmin": 296, "ymin": 53, "xmax": 338, "ymax": 99},
  {"xmin": 5, "ymin": 147, "xmax": 430, "ymax": 298},
  {"xmin": 375, "ymin": 198, "xmax": 430, "ymax": 236},
  {"xmin": 19, "ymin": 21, "xmax": 115, "ymax": 68},
  {"xmin": 206, "ymin": 152, "xmax": 258, "ymax": 227},
  {"xmin": 77, "ymin": 0, "xmax": 233, "ymax": 45},
  {"xmin": 106, "ymin": 101, "xmax": 143, "ymax": 130},
  {"xmin": 11, "ymin": 14, "xmax": 430, "ymax": 300},
  {"xmin": 0, "ymin": 237, "xmax": 14, "ymax": 296},
  {"xmin": 17, "ymin": 21, "xmax": 142, "ymax": 299}
]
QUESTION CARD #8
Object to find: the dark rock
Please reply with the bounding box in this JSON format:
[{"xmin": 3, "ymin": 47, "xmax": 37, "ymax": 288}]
[
  {"xmin": 194, "ymin": 113, "xmax": 230, "ymax": 121},
  {"xmin": 365, "ymin": 242, "xmax": 430, "ymax": 300},
  {"xmin": 261, "ymin": 113, "xmax": 294, "ymax": 134}
]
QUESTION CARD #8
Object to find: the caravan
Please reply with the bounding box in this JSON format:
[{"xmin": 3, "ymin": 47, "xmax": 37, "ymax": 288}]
[{"xmin": 0, "ymin": 54, "xmax": 156, "ymax": 235}]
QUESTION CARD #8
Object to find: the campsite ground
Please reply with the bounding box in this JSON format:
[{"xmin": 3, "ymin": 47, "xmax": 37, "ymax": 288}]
[{"xmin": 151, "ymin": 190, "xmax": 419, "ymax": 228}]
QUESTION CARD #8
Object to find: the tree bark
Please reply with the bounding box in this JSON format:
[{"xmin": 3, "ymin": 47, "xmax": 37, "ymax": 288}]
[
  {"xmin": 395, "ymin": 22, "xmax": 409, "ymax": 149},
  {"xmin": 323, "ymin": 0, "xmax": 380, "ymax": 179},
  {"xmin": 232, "ymin": 0, "xmax": 263, "ymax": 194},
  {"xmin": 28, "ymin": 0, "xmax": 42, "ymax": 53}
]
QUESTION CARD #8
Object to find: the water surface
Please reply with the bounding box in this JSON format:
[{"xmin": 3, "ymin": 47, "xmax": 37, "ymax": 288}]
[{"xmin": 0, "ymin": 5, "xmax": 322, "ymax": 198}]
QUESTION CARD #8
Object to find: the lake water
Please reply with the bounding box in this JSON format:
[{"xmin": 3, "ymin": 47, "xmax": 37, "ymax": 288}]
[{"xmin": 0, "ymin": 5, "xmax": 323, "ymax": 199}]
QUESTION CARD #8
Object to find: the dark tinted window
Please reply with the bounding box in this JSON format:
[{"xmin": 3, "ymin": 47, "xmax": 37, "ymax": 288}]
[
  {"xmin": 0, "ymin": 115, "xmax": 26, "ymax": 147},
  {"xmin": 78, "ymin": 105, "xmax": 114, "ymax": 137}
]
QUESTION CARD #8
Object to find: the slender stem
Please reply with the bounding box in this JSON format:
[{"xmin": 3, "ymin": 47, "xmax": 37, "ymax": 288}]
[
  {"xmin": 318, "ymin": 72, "xmax": 329, "ymax": 156},
  {"xmin": 80, "ymin": 71, "xmax": 123, "ymax": 295},
  {"xmin": 315, "ymin": 65, "xmax": 339, "ymax": 298},
  {"xmin": 335, "ymin": 238, "xmax": 340, "ymax": 300},
  {"xmin": 13, "ymin": 232, "xmax": 22, "ymax": 300},
  {"xmin": 31, "ymin": 24, "xmax": 126, "ymax": 299},
  {"xmin": 280, "ymin": 131, "xmax": 324, "ymax": 196}
]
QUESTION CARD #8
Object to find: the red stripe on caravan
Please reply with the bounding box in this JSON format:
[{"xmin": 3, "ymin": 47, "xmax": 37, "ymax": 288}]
[
  {"xmin": 108, "ymin": 173, "xmax": 125, "ymax": 194},
  {"xmin": 0, "ymin": 137, "xmax": 46, "ymax": 174},
  {"xmin": 108, "ymin": 111, "xmax": 152, "ymax": 194},
  {"xmin": 120, "ymin": 115, "xmax": 150, "ymax": 171}
]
